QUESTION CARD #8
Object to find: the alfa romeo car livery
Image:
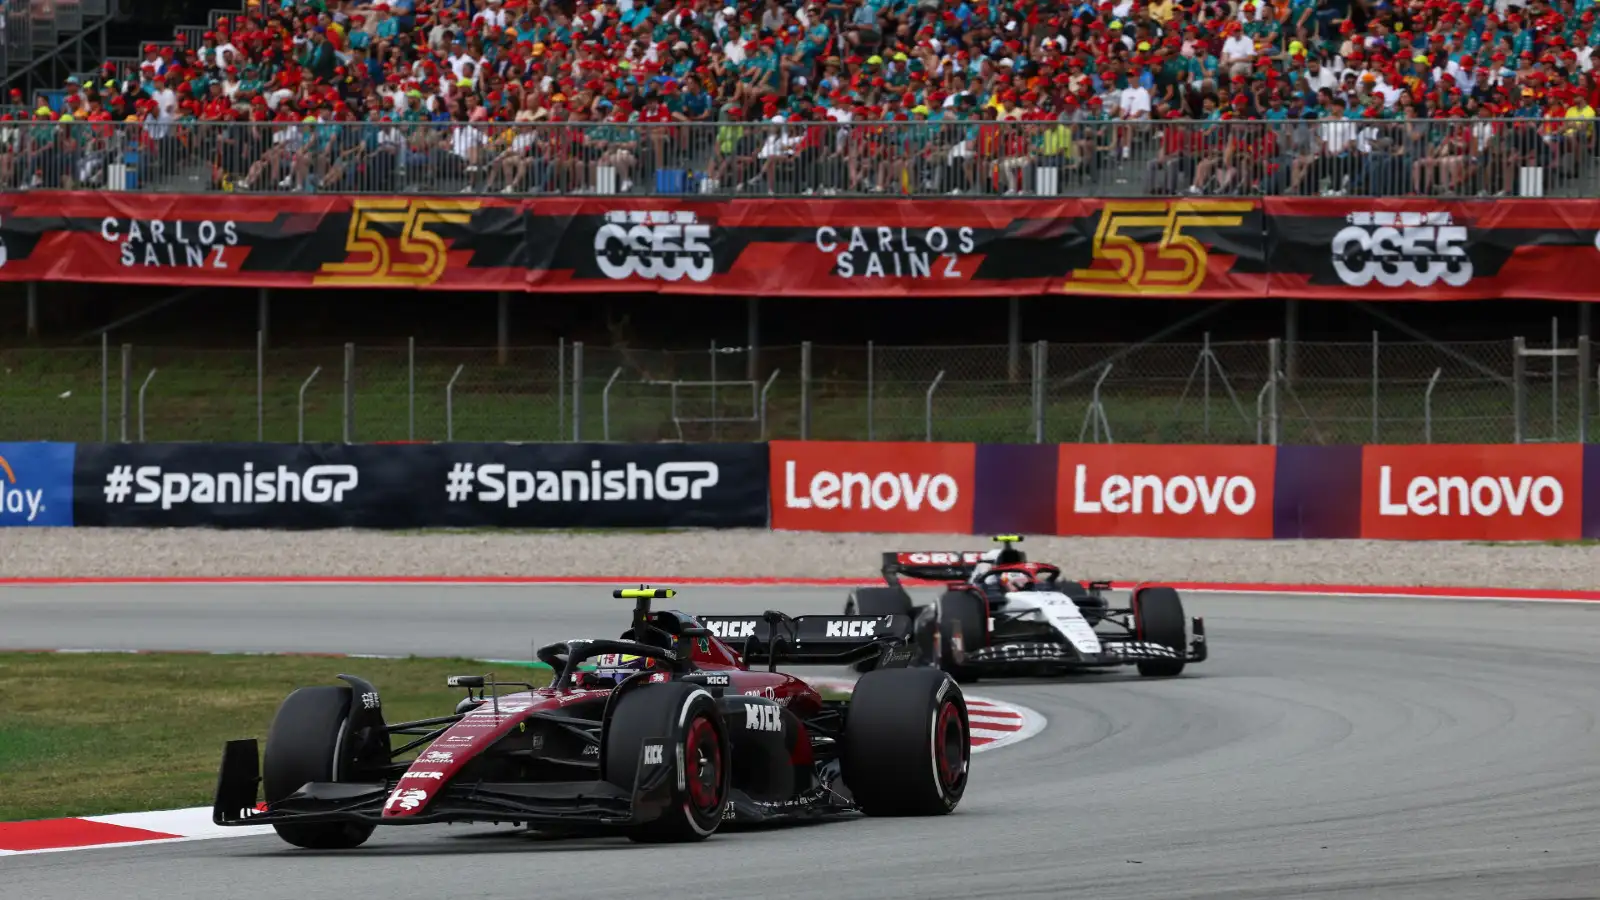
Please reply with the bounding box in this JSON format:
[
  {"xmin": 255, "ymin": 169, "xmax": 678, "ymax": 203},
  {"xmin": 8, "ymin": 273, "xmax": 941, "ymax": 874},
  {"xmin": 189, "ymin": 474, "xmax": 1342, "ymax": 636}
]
[{"xmin": 213, "ymin": 588, "xmax": 970, "ymax": 848}]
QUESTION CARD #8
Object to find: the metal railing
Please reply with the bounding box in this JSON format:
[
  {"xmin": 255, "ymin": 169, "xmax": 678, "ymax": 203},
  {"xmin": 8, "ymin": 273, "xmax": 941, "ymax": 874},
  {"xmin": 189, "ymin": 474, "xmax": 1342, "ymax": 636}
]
[
  {"xmin": 3, "ymin": 117, "xmax": 1596, "ymax": 198},
  {"xmin": 1, "ymin": 336, "xmax": 1591, "ymax": 445}
]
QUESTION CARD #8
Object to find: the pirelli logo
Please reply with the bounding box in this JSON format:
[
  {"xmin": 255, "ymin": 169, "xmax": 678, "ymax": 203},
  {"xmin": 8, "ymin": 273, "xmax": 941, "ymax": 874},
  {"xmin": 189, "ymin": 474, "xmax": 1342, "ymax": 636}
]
[
  {"xmin": 315, "ymin": 198, "xmax": 479, "ymax": 287},
  {"xmin": 1064, "ymin": 201, "xmax": 1253, "ymax": 295}
]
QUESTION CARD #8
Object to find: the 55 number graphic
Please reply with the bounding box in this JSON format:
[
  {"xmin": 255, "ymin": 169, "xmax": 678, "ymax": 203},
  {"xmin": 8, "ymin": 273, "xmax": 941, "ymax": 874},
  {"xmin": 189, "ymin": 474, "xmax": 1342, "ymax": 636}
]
[
  {"xmin": 1064, "ymin": 200, "xmax": 1253, "ymax": 295},
  {"xmin": 315, "ymin": 198, "xmax": 479, "ymax": 287}
]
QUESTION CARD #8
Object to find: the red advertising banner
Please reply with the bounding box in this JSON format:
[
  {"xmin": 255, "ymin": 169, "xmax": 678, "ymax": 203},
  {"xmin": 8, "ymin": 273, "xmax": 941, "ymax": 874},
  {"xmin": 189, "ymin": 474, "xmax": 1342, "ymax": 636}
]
[
  {"xmin": 1055, "ymin": 444, "xmax": 1278, "ymax": 539},
  {"xmin": 1359, "ymin": 444, "xmax": 1585, "ymax": 541},
  {"xmin": 769, "ymin": 441, "xmax": 976, "ymax": 534},
  {"xmin": 0, "ymin": 192, "xmax": 1265, "ymax": 297},
  {"xmin": 4, "ymin": 192, "xmax": 1597, "ymax": 300},
  {"xmin": 1264, "ymin": 198, "xmax": 1600, "ymax": 302}
]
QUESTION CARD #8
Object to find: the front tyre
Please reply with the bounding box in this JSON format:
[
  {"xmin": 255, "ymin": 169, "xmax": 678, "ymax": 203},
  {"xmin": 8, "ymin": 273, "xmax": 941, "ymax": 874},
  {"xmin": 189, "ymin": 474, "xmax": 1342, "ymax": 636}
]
[
  {"xmin": 1133, "ymin": 586, "xmax": 1188, "ymax": 677},
  {"xmin": 604, "ymin": 682, "xmax": 730, "ymax": 843},
  {"xmin": 261, "ymin": 686, "xmax": 375, "ymax": 850},
  {"xmin": 843, "ymin": 668, "xmax": 969, "ymax": 816}
]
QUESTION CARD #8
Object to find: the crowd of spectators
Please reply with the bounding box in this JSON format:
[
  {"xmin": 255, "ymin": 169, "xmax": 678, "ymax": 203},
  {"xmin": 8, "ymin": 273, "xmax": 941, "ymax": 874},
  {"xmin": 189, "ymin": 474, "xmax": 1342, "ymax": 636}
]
[{"xmin": 5, "ymin": 0, "xmax": 1600, "ymax": 195}]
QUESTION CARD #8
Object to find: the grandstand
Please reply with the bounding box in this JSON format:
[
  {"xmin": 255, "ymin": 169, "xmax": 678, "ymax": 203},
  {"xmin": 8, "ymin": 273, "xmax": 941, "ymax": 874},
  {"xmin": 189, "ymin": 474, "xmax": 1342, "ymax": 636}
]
[{"xmin": 2, "ymin": 0, "xmax": 1597, "ymax": 196}]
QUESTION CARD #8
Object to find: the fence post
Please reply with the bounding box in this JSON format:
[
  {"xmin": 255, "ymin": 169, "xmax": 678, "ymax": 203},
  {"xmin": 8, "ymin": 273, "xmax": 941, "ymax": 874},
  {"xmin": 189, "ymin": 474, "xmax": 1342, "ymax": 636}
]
[
  {"xmin": 866, "ymin": 340, "xmax": 874, "ymax": 441},
  {"xmin": 100, "ymin": 332, "xmax": 108, "ymax": 442},
  {"xmin": 1424, "ymin": 368, "xmax": 1442, "ymax": 444},
  {"xmin": 256, "ymin": 329, "xmax": 264, "ymax": 441},
  {"xmin": 298, "ymin": 367, "xmax": 321, "ymax": 443},
  {"xmin": 1267, "ymin": 338, "xmax": 1281, "ymax": 446},
  {"xmin": 119, "ymin": 343, "xmax": 131, "ymax": 443},
  {"xmin": 1579, "ymin": 335, "xmax": 1591, "ymax": 444},
  {"xmin": 1552, "ymin": 316, "xmax": 1560, "ymax": 440},
  {"xmin": 342, "ymin": 342, "xmax": 355, "ymax": 444},
  {"xmin": 710, "ymin": 339, "xmax": 718, "ymax": 443},
  {"xmin": 1512, "ymin": 336, "xmax": 1526, "ymax": 444},
  {"xmin": 557, "ymin": 337, "xmax": 566, "ymax": 441},
  {"xmin": 925, "ymin": 371, "xmax": 945, "ymax": 442},
  {"xmin": 408, "ymin": 336, "xmax": 416, "ymax": 442},
  {"xmin": 1202, "ymin": 331, "xmax": 1212, "ymax": 439},
  {"xmin": 1033, "ymin": 340, "xmax": 1048, "ymax": 443},
  {"xmin": 800, "ymin": 341, "xmax": 812, "ymax": 440},
  {"xmin": 760, "ymin": 369, "xmax": 781, "ymax": 440},
  {"xmin": 1370, "ymin": 331, "xmax": 1379, "ymax": 443},
  {"xmin": 446, "ymin": 364, "xmax": 464, "ymax": 441},
  {"xmin": 1007, "ymin": 296, "xmax": 1020, "ymax": 383},
  {"xmin": 572, "ymin": 341, "xmax": 584, "ymax": 441},
  {"xmin": 137, "ymin": 369, "xmax": 157, "ymax": 442},
  {"xmin": 602, "ymin": 367, "xmax": 623, "ymax": 441}
]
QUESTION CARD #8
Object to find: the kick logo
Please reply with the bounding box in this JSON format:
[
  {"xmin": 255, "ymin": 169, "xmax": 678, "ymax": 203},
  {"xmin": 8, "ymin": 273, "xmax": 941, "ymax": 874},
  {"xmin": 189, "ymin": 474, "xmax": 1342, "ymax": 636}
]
[
  {"xmin": 824, "ymin": 618, "xmax": 889, "ymax": 638},
  {"xmin": 745, "ymin": 704, "xmax": 783, "ymax": 732},
  {"xmin": 705, "ymin": 620, "xmax": 757, "ymax": 639}
]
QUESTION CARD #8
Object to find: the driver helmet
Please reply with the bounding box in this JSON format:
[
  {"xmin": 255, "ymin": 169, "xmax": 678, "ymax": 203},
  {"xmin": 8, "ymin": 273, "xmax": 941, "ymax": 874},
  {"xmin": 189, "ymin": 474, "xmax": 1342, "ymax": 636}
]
[
  {"xmin": 584, "ymin": 652, "xmax": 656, "ymax": 687},
  {"xmin": 998, "ymin": 570, "xmax": 1032, "ymax": 592}
]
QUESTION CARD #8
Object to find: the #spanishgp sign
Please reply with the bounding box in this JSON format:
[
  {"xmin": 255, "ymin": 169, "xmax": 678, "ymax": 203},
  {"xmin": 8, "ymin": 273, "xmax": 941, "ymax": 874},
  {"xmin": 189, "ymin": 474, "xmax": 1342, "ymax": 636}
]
[{"xmin": 434, "ymin": 443, "xmax": 768, "ymax": 529}]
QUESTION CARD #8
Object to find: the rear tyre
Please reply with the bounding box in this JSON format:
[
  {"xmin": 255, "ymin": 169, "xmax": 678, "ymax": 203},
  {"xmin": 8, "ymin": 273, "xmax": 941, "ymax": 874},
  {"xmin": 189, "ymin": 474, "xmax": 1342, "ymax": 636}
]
[
  {"xmin": 845, "ymin": 586, "xmax": 914, "ymax": 618},
  {"xmin": 842, "ymin": 668, "xmax": 969, "ymax": 816},
  {"xmin": 936, "ymin": 590, "xmax": 987, "ymax": 684},
  {"xmin": 262, "ymin": 686, "xmax": 376, "ymax": 850},
  {"xmin": 1133, "ymin": 586, "xmax": 1188, "ymax": 677},
  {"xmin": 604, "ymin": 682, "xmax": 729, "ymax": 843},
  {"xmin": 845, "ymin": 587, "xmax": 916, "ymax": 672}
]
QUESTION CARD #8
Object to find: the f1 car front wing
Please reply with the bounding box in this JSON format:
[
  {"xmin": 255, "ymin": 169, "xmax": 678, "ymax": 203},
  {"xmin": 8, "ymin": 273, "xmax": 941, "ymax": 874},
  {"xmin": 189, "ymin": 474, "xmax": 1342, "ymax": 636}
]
[
  {"xmin": 966, "ymin": 617, "xmax": 1208, "ymax": 668},
  {"xmin": 212, "ymin": 737, "xmax": 677, "ymax": 831}
]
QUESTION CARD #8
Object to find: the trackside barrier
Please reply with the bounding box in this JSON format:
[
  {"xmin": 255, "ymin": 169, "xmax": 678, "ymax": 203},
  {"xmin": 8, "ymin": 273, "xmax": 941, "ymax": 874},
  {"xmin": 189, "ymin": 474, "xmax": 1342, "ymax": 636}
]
[
  {"xmin": 5, "ymin": 193, "xmax": 1600, "ymax": 301},
  {"xmin": 0, "ymin": 441, "xmax": 1593, "ymax": 539}
]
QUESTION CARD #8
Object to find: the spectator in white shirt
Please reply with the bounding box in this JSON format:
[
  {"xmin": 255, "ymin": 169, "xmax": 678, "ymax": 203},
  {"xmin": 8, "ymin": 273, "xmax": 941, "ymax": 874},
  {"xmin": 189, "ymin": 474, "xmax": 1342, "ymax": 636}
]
[{"xmin": 1221, "ymin": 23, "xmax": 1256, "ymax": 78}]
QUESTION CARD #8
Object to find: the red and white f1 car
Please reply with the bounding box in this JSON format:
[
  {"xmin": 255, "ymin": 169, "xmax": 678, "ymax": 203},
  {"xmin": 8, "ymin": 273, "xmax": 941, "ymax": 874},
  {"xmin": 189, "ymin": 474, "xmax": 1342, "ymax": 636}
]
[{"xmin": 843, "ymin": 536, "xmax": 1207, "ymax": 682}]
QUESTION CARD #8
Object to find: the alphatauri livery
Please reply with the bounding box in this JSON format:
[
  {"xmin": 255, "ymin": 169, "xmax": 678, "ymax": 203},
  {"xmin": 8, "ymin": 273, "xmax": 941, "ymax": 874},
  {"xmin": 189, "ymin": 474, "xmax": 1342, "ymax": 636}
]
[
  {"xmin": 213, "ymin": 588, "xmax": 970, "ymax": 848},
  {"xmin": 838, "ymin": 536, "xmax": 1208, "ymax": 681}
]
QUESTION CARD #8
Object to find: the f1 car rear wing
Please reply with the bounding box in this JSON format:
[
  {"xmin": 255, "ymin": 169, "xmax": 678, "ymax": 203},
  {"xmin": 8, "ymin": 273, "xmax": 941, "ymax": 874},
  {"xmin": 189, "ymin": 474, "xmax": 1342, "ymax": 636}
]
[
  {"xmin": 695, "ymin": 612, "xmax": 915, "ymax": 670},
  {"xmin": 881, "ymin": 551, "xmax": 987, "ymax": 586},
  {"xmin": 881, "ymin": 536, "xmax": 1029, "ymax": 586}
]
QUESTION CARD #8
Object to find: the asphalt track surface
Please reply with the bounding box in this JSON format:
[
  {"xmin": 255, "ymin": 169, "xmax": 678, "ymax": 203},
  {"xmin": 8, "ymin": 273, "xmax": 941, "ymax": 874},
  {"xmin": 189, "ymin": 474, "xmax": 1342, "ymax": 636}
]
[{"xmin": 6, "ymin": 585, "xmax": 1600, "ymax": 900}]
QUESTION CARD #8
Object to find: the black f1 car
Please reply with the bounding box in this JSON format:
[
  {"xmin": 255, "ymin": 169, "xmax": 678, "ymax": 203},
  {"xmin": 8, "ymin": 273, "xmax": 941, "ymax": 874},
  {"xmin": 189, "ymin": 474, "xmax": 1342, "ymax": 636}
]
[
  {"xmin": 841, "ymin": 536, "xmax": 1207, "ymax": 681},
  {"xmin": 213, "ymin": 587, "xmax": 970, "ymax": 848}
]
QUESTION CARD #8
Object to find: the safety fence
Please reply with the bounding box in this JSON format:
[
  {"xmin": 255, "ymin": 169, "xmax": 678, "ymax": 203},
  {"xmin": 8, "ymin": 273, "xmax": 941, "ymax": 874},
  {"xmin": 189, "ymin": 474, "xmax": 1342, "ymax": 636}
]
[
  {"xmin": 1, "ymin": 439, "xmax": 1595, "ymax": 541},
  {"xmin": 2, "ymin": 337, "xmax": 1593, "ymax": 448},
  {"xmin": 8, "ymin": 119, "xmax": 1600, "ymax": 199}
]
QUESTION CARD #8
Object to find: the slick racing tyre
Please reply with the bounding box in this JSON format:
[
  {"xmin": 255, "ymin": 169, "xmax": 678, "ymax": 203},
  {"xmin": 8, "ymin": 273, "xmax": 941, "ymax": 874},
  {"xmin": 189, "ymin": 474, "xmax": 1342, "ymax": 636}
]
[
  {"xmin": 262, "ymin": 686, "xmax": 376, "ymax": 850},
  {"xmin": 604, "ymin": 682, "xmax": 730, "ymax": 843},
  {"xmin": 843, "ymin": 668, "xmax": 969, "ymax": 816},
  {"xmin": 936, "ymin": 590, "xmax": 987, "ymax": 684},
  {"xmin": 845, "ymin": 587, "xmax": 914, "ymax": 672},
  {"xmin": 1132, "ymin": 586, "xmax": 1188, "ymax": 677}
]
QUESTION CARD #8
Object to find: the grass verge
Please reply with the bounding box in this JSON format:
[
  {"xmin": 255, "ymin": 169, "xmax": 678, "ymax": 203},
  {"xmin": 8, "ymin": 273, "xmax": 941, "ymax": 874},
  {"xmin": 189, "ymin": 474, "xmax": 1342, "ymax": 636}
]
[
  {"xmin": 0, "ymin": 653, "xmax": 851, "ymax": 822},
  {"xmin": 0, "ymin": 652, "xmax": 545, "ymax": 822}
]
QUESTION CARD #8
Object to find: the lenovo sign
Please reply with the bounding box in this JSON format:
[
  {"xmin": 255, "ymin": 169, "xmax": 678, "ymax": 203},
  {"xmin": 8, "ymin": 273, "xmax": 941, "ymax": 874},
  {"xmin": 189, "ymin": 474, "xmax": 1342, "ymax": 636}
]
[
  {"xmin": 1056, "ymin": 445, "xmax": 1276, "ymax": 538},
  {"xmin": 1360, "ymin": 444, "xmax": 1584, "ymax": 540},
  {"xmin": 769, "ymin": 441, "xmax": 975, "ymax": 533}
]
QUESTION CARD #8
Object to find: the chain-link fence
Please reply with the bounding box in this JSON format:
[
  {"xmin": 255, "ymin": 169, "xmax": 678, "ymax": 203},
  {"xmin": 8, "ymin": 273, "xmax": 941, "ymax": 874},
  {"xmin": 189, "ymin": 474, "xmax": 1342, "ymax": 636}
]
[
  {"xmin": 1, "ymin": 335, "xmax": 1593, "ymax": 445},
  {"xmin": 11, "ymin": 118, "xmax": 1600, "ymax": 199}
]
